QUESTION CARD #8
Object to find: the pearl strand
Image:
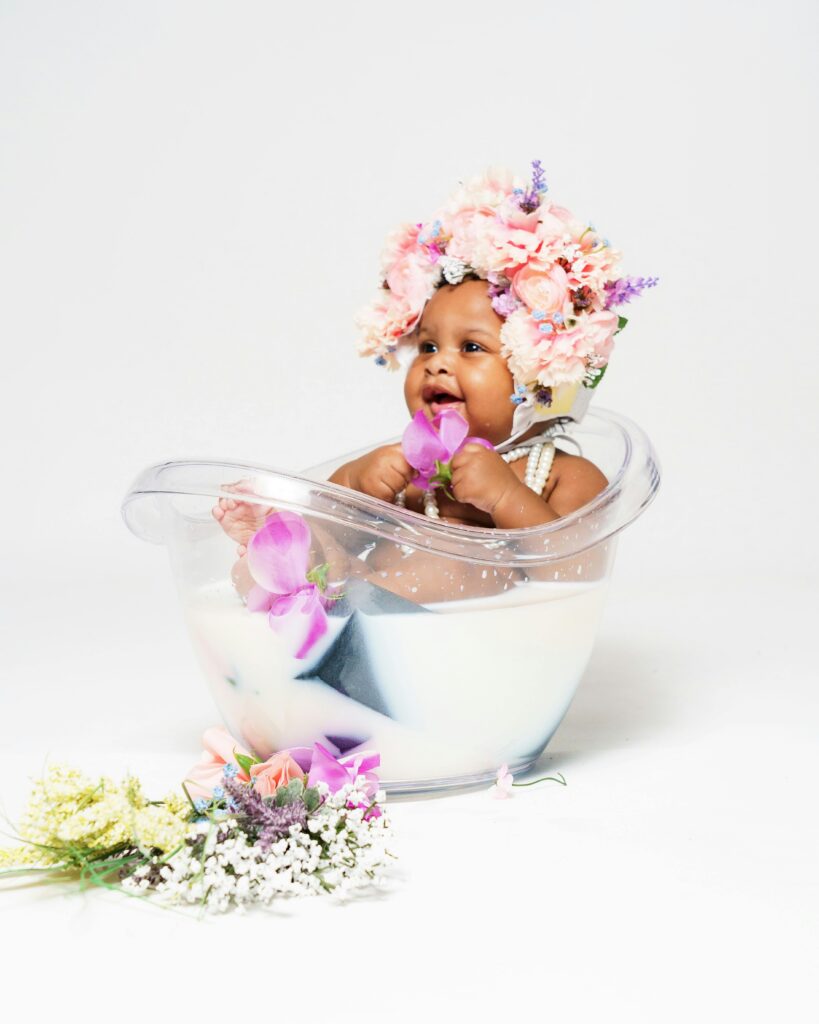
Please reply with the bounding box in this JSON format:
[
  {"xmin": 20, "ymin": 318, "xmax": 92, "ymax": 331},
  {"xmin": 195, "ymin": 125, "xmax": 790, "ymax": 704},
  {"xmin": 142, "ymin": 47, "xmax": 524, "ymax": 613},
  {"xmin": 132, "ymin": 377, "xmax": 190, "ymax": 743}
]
[
  {"xmin": 394, "ymin": 440, "xmax": 556, "ymax": 518},
  {"xmin": 523, "ymin": 443, "xmax": 544, "ymax": 490}
]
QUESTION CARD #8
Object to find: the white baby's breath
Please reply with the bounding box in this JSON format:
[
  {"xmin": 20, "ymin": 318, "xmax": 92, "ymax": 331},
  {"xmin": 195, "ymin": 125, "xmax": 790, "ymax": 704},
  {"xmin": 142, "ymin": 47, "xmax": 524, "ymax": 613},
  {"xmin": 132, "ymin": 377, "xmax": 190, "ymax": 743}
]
[{"xmin": 121, "ymin": 777, "xmax": 394, "ymax": 913}]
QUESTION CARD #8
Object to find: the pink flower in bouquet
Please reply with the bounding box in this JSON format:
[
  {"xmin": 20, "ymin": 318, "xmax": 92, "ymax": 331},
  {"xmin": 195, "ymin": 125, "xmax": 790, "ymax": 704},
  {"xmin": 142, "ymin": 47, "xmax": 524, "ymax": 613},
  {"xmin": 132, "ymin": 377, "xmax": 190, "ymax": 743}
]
[
  {"xmin": 401, "ymin": 408, "xmax": 493, "ymax": 491},
  {"xmin": 378, "ymin": 221, "xmax": 423, "ymax": 275},
  {"xmin": 246, "ymin": 511, "xmax": 333, "ymax": 660},
  {"xmin": 534, "ymin": 327, "xmax": 591, "ymax": 387},
  {"xmin": 355, "ymin": 295, "xmax": 420, "ymax": 368},
  {"xmin": 184, "ymin": 726, "xmax": 252, "ymax": 799},
  {"xmin": 386, "ymin": 252, "xmax": 440, "ymax": 310},
  {"xmin": 511, "ymin": 262, "xmax": 570, "ymax": 316},
  {"xmin": 581, "ymin": 310, "xmax": 619, "ymax": 363},
  {"xmin": 487, "ymin": 225, "xmax": 543, "ymax": 273},
  {"xmin": 249, "ymin": 750, "xmax": 305, "ymax": 798},
  {"xmin": 307, "ymin": 742, "xmax": 382, "ymax": 817}
]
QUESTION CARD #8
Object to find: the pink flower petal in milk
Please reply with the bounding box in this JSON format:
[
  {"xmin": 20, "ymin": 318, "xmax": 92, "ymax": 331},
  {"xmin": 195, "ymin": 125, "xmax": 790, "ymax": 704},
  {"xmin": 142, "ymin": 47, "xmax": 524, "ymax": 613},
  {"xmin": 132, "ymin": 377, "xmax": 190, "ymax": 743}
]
[
  {"xmin": 245, "ymin": 511, "xmax": 331, "ymax": 660},
  {"xmin": 268, "ymin": 586, "xmax": 328, "ymax": 660},
  {"xmin": 247, "ymin": 511, "xmax": 312, "ymax": 595}
]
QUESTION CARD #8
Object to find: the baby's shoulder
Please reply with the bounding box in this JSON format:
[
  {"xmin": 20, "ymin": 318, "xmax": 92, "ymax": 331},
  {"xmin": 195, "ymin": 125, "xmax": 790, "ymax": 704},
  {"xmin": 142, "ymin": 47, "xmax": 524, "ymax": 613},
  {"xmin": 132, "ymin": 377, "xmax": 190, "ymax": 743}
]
[{"xmin": 545, "ymin": 448, "xmax": 608, "ymax": 514}]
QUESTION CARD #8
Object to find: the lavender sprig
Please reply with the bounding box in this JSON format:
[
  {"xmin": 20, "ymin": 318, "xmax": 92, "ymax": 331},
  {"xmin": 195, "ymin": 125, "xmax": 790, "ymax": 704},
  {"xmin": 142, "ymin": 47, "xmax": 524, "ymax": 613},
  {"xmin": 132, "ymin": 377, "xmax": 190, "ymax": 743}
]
[
  {"xmin": 223, "ymin": 774, "xmax": 308, "ymax": 851},
  {"xmin": 517, "ymin": 159, "xmax": 549, "ymax": 213},
  {"xmin": 604, "ymin": 276, "xmax": 659, "ymax": 308}
]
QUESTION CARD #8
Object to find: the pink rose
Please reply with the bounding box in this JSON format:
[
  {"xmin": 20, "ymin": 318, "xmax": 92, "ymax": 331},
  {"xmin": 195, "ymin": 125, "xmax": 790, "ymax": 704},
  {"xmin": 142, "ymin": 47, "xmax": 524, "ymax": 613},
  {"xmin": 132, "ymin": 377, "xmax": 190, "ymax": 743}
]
[
  {"xmin": 511, "ymin": 263, "xmax": 570, "ymax": 314},
  {"xmin": 184, "ymin": 726, "xmax": 252, "ymax": 799},
  {"xmin": 249, "ymin": 751, "xmax": 305, "ymax": 798}
]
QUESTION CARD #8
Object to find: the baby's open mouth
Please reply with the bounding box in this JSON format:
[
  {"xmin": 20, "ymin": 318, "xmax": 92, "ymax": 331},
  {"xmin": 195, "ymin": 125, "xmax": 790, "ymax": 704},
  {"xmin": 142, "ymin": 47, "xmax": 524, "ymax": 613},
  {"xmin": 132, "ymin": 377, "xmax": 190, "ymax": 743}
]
[
  {"xmin": 425, "ymin": 389, "xmax": 465, "ymax": 416},
  {"xmin": 422, "ymin": 384, "xmax": 464, "ymax": 410}
]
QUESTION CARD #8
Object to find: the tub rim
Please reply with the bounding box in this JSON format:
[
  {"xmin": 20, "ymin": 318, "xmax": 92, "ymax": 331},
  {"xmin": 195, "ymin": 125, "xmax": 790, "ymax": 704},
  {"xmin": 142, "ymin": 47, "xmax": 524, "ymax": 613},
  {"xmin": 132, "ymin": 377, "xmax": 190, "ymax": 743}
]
[{"xmin": 121, "ymin": 407, "xmax": 660, "ymax": 568}]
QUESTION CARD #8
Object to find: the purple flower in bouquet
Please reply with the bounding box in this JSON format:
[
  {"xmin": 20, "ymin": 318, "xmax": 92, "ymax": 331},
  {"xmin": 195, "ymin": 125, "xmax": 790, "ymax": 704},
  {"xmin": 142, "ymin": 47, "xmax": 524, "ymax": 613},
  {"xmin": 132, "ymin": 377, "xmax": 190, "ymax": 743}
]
[
  {"xmin": 401, "ymin": 409, "xmax": 493, "ymax": 492},
  {"xmin": 246, "ymin": 511, "xmax": 334, "ymax": 659},
  {"xmin": 223, "ymin": 773, "xmax": 308, "ymax": 851},
  {"xmin": 603, "ymin": 276, "xmax": 659, "ymax": 309}
]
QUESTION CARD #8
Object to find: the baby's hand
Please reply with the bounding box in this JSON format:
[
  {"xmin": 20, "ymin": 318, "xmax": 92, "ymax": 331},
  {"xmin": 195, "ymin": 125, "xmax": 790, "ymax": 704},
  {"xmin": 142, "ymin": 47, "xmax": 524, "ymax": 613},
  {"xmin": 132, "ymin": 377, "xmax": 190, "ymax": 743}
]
[
  {"xmin": 450, "ymin": 444, "xmax": 524, "ymax": 516},
  {"xmin": 347, "ymin": 443, "xmax": 415, "ymax": 503}
]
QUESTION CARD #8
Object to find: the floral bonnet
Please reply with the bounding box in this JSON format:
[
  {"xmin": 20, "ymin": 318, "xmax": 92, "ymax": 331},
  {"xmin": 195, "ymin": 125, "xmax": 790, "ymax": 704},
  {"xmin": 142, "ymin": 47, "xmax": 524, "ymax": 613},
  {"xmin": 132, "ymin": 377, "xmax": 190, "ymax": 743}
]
[{"xmin": 355, "ymin": 161, "xmax": 656, "ymax": 439}]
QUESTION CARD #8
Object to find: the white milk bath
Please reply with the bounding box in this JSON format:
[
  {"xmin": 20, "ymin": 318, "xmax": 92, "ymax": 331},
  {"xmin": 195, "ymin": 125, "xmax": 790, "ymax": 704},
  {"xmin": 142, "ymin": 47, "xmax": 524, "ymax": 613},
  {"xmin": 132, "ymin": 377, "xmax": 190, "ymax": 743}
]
[{"xmin": 184, "ymin": 580, "xmax": 607, "ymax": 787}]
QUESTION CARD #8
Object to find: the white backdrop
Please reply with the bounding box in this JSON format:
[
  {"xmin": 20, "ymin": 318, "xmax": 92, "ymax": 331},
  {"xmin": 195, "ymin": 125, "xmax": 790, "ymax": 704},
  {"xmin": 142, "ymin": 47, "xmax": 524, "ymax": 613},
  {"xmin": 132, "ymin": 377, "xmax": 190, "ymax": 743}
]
[{"xmin": 1, "ymin": 2, "xmax": 817, "ymax": 1020}]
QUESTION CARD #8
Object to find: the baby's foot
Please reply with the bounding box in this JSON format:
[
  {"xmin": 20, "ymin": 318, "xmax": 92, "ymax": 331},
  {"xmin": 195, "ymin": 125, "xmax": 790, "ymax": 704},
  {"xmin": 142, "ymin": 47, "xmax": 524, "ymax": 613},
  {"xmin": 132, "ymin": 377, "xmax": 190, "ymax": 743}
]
[{"xmin": 212, "ymin": 482, "xmax": 273, "ymax": 553}]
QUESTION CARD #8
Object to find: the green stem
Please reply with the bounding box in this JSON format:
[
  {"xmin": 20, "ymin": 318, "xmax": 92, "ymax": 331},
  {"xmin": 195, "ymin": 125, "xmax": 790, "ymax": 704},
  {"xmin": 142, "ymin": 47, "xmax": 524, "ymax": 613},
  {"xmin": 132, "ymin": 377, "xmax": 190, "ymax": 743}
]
[{"xmin": 511, "ymin": 772, "xmax": 567, "ymax": 788}]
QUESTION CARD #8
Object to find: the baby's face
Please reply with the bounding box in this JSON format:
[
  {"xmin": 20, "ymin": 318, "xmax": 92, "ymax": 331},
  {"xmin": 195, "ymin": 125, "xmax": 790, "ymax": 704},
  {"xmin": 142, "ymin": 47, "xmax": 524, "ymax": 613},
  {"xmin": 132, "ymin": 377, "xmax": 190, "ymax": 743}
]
[{"xmin": 403, "ymin": 280, "xmax": 515, "ymax": 445}]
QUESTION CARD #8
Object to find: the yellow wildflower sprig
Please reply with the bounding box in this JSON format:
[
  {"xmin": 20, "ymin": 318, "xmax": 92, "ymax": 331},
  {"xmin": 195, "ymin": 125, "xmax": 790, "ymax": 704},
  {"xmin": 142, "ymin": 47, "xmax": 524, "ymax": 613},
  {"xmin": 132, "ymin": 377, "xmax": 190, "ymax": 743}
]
[{"xmin": 0, "ymin": 764, "xmax": 190, "ymax": 879}]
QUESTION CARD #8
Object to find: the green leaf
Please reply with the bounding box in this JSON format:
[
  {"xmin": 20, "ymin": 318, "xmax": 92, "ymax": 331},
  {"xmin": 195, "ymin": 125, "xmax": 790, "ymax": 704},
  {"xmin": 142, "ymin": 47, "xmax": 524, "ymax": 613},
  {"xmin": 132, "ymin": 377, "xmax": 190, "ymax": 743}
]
[
  {"xmin": 429, "ymin": 459, "xmax": 453, "ymax": 488},
  {"xmin": 585, "ymin": 363, "xmax": 608, "ymax": 390},
  {"xmin": 303, "ymin": 787, "xmax": 322, "ymax": 814},
  {"xmin": 305, "ymin": 562, "xmax": 330, "ymax": 592},
  {"xmin": 616, "ymin": 315, "xmax": 628, "ymax": 332},
  {"xmin": 234, "ymin": 752, "xmax": 260, "ymax": 777},
  {"xmin": 274, "ymin": 778, "xmax": 305, "ymax": 806}
]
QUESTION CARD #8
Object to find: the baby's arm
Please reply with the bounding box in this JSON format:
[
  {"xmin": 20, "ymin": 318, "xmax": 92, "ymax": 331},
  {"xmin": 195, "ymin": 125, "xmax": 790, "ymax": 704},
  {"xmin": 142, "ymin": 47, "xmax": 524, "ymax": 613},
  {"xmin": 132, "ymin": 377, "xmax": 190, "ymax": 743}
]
[
  {"xmin": 329, "ymin": 443, "xmax": 414, "ymax": 503},
  {"xmin": 449, "ymin": 444, "xmax": 606, "ymax": 529}
]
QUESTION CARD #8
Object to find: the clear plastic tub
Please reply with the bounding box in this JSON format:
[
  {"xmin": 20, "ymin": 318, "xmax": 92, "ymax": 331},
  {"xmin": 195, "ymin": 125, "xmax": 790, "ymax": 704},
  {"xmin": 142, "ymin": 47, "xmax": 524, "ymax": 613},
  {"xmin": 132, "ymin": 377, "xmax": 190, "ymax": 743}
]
[{"xmin": 122, "ymin": 408, "xmax": 659, "ymax": 793}]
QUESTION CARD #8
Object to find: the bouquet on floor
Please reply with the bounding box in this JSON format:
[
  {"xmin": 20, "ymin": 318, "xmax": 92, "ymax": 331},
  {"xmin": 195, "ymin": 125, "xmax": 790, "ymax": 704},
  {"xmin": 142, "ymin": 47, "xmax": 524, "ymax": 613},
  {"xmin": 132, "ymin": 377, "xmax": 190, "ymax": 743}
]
[{"xmin": 0, "ymin": 728, "xmax": 394, "ymax": 914}]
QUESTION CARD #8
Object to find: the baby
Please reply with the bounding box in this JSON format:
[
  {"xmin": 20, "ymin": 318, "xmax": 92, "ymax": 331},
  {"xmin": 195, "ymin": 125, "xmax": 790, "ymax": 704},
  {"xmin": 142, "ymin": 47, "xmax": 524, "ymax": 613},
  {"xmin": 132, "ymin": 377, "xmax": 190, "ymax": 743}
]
[
  {"xmin": 214, "ymin": 162, "xmax": 655, "ymax": 597},
  {"xmin": 328, "ymin": 275, "xmax": 606, "ymax": 528}
]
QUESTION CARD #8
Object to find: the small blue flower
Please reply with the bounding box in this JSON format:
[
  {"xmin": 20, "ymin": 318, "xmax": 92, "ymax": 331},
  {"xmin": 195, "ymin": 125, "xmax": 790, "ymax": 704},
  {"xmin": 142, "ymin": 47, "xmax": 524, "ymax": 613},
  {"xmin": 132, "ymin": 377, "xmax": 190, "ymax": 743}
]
[
  {"xmin": 193, "ymin": 798, "xmax": 209, "ymax": 812},
  {"xmin": 212, "ymin": 785, "xmax": 225, "ymax": 799},
  {"xmin": 375, "ymin": 356, "xmax": 387, "ymax": 366},
  {"xmin": 531, "ymin": 310, "xmax": 545, "ymax": 321},
  {"xmin": 553, "ymin": 313, "xmax": 564, "ymax": 324},
  {"xmin": 539, "ymin": 323, "xmax": 554, "ymax": 334},
  {"xmin": 223, "ymin": 763, "xmax": 239, "ymax": 779}
]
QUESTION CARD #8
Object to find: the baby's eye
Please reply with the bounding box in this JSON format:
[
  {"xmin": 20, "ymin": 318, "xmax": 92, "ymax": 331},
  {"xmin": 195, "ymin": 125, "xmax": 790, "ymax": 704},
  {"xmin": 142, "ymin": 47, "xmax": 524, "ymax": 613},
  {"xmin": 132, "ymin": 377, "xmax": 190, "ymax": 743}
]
[
  {"xmin": 419, "ymin": 341, "xmax": 437, "ymax": 353},
  {"xmin": 462, "ymin": 341, "xmax": 484, "ymax": 353}
]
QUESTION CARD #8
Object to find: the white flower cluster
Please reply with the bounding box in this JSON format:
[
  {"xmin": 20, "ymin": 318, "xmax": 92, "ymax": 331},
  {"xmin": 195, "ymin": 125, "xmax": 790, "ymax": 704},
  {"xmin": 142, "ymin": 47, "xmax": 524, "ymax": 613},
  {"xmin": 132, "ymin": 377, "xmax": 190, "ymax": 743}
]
[{"xmin": 121, "ymin": 779, "xmax": 393, "ymax": 913}]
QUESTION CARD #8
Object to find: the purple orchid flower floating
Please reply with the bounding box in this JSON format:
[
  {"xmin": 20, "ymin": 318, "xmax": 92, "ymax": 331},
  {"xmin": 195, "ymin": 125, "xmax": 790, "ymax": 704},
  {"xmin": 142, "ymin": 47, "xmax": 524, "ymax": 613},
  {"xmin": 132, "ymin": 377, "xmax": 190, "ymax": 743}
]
[
  {"xmin": 246, "ymin": 511, "xmax": 335, "ymax": 660},
  {"xmin": 401, "ymin": 408, "xmax": 493, "ymax": 492}
]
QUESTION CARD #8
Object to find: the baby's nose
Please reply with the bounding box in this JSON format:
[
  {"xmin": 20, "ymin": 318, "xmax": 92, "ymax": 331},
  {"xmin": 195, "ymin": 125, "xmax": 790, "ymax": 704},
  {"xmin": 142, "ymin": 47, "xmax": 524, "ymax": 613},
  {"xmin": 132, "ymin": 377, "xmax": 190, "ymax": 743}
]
[{"xmin": 425, "ymin": 351, "xmax": 454, "ymax": 374}]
